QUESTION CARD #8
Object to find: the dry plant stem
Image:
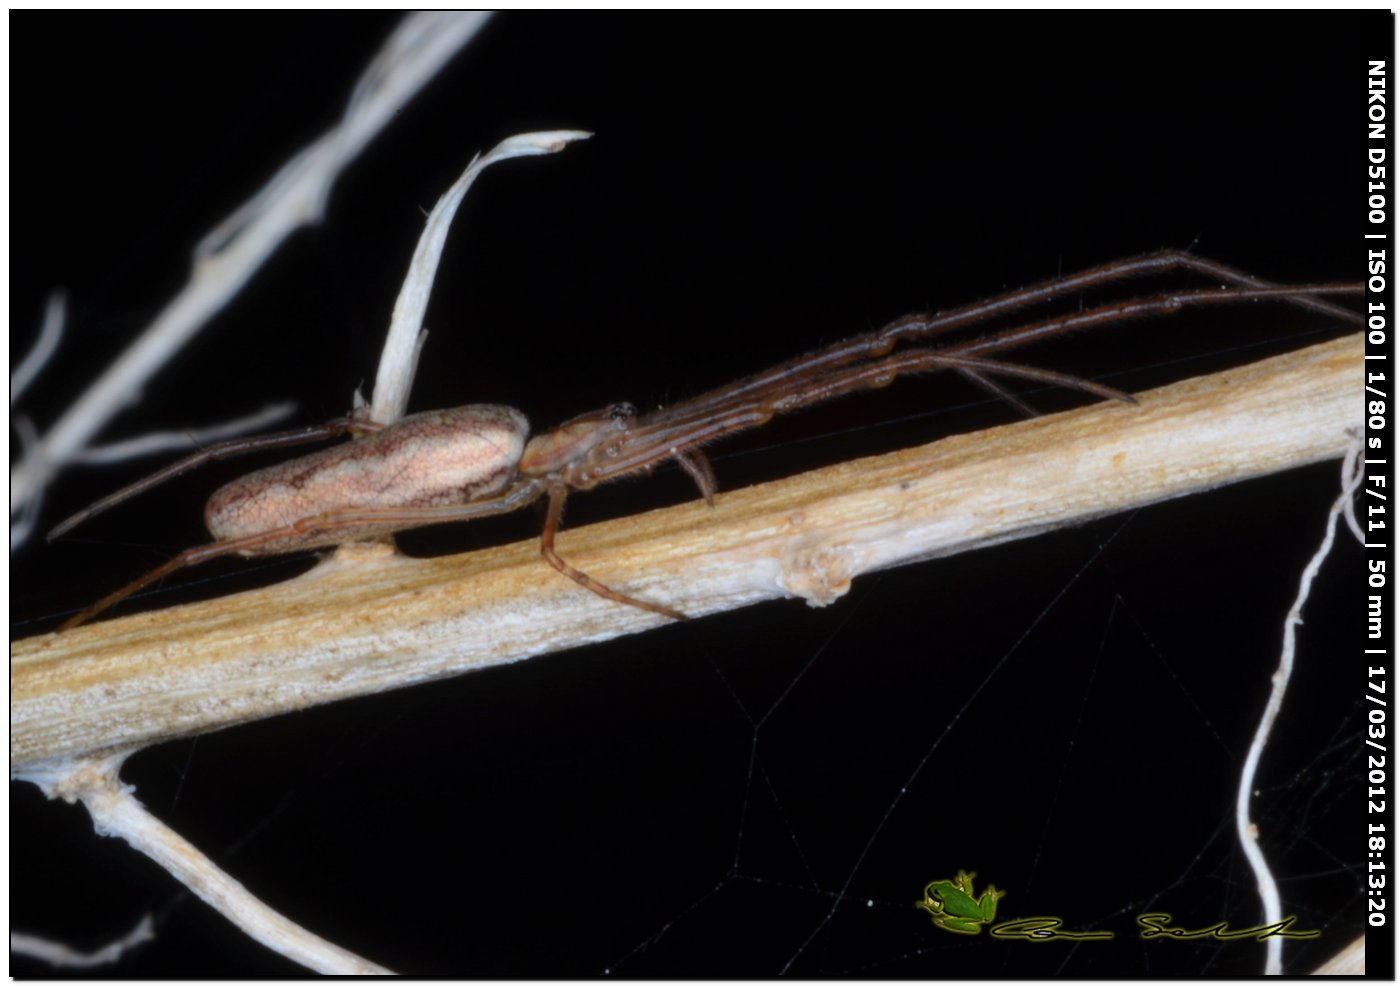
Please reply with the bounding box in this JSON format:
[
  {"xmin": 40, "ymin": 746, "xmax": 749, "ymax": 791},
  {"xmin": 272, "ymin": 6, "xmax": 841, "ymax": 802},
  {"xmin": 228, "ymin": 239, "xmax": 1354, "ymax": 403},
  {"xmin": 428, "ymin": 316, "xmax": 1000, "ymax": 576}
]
[
  {"xmin": 14, "ymin": 754, "xmax": 391, "ymax": 974},
  {"xmin": 1311, "ymin": 934, "xmax": 1366, "ymax": 975},
  {"xmin": 11, "ymin": 333, "xmax": 1361, "ymax": 769},
  {"xmin": 1236, "ymin": 434, "xmax": 1364, "ymax": 976},
  {"xmin": 9, "ymin": 12, "xmax": 488, "ymax": 533}
]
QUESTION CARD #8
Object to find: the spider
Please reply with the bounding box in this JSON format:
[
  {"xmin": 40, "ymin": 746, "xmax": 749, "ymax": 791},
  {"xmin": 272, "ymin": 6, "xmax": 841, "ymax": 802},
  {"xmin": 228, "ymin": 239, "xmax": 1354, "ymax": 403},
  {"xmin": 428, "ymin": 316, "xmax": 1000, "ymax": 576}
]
[{"xmin": 49, "ymin": 250, "xmax": 1362, "ymax": 632}]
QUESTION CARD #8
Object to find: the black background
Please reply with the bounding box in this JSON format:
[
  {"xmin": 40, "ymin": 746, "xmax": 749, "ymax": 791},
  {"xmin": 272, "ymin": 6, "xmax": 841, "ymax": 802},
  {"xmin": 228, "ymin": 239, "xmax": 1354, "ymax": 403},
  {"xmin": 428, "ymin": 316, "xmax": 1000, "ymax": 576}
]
[{"xmin": 11, "ymin": 13, "xmax": 1387, "ymax": 976}]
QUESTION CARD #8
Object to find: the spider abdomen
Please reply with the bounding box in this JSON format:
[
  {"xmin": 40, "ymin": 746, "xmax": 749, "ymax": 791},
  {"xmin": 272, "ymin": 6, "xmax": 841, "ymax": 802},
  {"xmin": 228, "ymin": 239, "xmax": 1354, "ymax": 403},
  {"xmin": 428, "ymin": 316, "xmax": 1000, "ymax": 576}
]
[{"xmin": 205, "ymin": 405, "xmax": 529, "ymax": 550}]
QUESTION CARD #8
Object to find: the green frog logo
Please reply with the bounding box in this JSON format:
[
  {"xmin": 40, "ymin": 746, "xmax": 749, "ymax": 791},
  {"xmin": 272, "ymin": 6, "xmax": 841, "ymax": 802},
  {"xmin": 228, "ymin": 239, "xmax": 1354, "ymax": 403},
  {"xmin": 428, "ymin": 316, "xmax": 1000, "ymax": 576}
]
[{"xmin": 917, "ymin": 870, "xmax": 1005, "ymax": 935}]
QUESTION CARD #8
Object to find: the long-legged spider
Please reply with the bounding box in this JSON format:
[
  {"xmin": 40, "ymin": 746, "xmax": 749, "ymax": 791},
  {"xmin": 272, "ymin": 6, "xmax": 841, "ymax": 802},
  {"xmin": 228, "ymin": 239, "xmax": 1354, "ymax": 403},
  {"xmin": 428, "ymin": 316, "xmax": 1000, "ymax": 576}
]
[{"xmin": 50, "ymin": 250, "xmax": 1362, "ymax": 631}]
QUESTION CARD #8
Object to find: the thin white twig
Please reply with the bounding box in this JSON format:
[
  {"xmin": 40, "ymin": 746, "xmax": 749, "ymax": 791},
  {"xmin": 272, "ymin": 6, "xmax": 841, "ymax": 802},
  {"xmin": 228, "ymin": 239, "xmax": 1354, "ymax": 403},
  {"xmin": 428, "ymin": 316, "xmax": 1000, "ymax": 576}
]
[
  {"xmin": 11, "ymin": 915, "xmax": 155, "ymax": 969},
  {"xmin": 1234, "ymin": 432, "xmax": 1364, "ymax": 976},
  {"xmin": 10, "ymin": 416, "xmax": 44, "ymax": 550},
  {"xmin": 11, "ymin": 290, "xmax": 66, "ymax": 403},
  {"xmin": 9, "ymin": 12, "xmax": 489, "ymax": 529},
  {"xmin": 16, "ymin": 754, "xmax": 391, "ymax": 975},
  {"xmin": 366, "ymin": 130, "xmax": 592, "ymax": 425},
  {"xmin": 69, "ymin": 402, "xmax": 298, "ymax": 465},
  {"xmin": 1341, "ymin": 428, "xmax": 1365, "ymax": 544}
]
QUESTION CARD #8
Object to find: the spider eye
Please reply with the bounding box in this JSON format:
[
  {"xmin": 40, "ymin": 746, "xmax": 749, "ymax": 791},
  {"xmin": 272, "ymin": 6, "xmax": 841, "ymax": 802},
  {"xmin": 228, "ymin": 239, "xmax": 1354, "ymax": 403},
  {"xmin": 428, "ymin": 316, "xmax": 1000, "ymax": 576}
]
[{"xmin": 609, "ymin": 403, "xmax": 637, "ymax": 426}]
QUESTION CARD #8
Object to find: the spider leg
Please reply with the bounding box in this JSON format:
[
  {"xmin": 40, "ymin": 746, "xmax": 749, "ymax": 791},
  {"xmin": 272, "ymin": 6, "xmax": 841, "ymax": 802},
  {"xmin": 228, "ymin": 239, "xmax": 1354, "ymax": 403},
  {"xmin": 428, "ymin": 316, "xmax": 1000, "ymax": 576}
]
[
  {"xmin": 956, "ymin": 282, "xmax": 1361, "ymax": 358},
  {"xmin": 880, "ymin": 250, "xmax": 1361, "ymax": 349},
  {"xmin": 58, "ymin": 479, "xmax": 546, "ymax": 631},
  {"xmin": 568, "ymin": 278, "xmax": 1360, "ymax": 491},
  {"xmin": 571, "ymin": 350, "xmax": 1128, "ymax": 491},
  {"xmin": 663, "ymin": 252, "xmax": 1361, "ymax": 424},
  {"xmin": 48, "ymin": 416, "xmax": 365, "ymax": 541},
  {"xmin": 575, "ymin": 268, "xmax": 1359, "ymax": 489},
  {"xmin": 955, "ymin": 368, "xmax": 1040, "ymax": 418},
  {"xmin": 1139, "ymin": 250, "xmax": 1361, "ymax": 326},
  {"xmin": 675, "ymin": 449, "xmax": 718, "ymax": 505},
  {"xmin": 767, "ymin": 352, "xmax": 1132, "ymax": 415},
  {"xmin": 648, "ymin": 281, "xmax": 1358, "ymax": 440},
  {"xmin": 60, "ymin": 535, "xmax": 292, "ymax": 632},
  {"xmin": 539, "ymin": 485, "xmax": 688, "ymax": 621}
]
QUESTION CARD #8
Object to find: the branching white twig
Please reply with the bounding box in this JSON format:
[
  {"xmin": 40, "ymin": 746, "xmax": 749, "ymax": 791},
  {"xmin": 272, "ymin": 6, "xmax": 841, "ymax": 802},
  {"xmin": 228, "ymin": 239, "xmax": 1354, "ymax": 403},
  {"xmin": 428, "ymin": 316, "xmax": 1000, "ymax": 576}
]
[
  {"xmin": 10, "ymin": 13, "xmax": 504, "ymax": 973},
  {"xmin": 11, "ymin": 415, "xmax": 44, "ymax": 550},
  {"xmin": 11, "ymin": 290, "xmax": 67, "ymax": 404},
  {"xmin": 366, "ymin": 129, "xmax": 592, "ymax": 425},
  {"xmin": 11, "ymin": 915, "xmax": 155, "ymax": 969},
  {"xmin": 9, "ymin": 11, "xmax": 490, "ymax": 541},
  {"xmin": 15, "ymin": 754, "xmax": 391, "ymax": 974},
  {"xmin": 68, "ymin": 402, "xmax": 298, "ymax": 465},
  {"xmin": 1235, "ymin": 432, "xmax": 1364, "ymax": 976}
]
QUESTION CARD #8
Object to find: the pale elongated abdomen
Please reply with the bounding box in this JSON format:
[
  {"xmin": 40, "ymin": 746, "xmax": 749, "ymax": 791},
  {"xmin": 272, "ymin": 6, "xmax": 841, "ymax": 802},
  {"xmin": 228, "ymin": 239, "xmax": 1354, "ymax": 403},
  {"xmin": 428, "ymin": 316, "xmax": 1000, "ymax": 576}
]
[{"xmin": 205, "ymin": 405, "xmax": 529, "ymax": 550}]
